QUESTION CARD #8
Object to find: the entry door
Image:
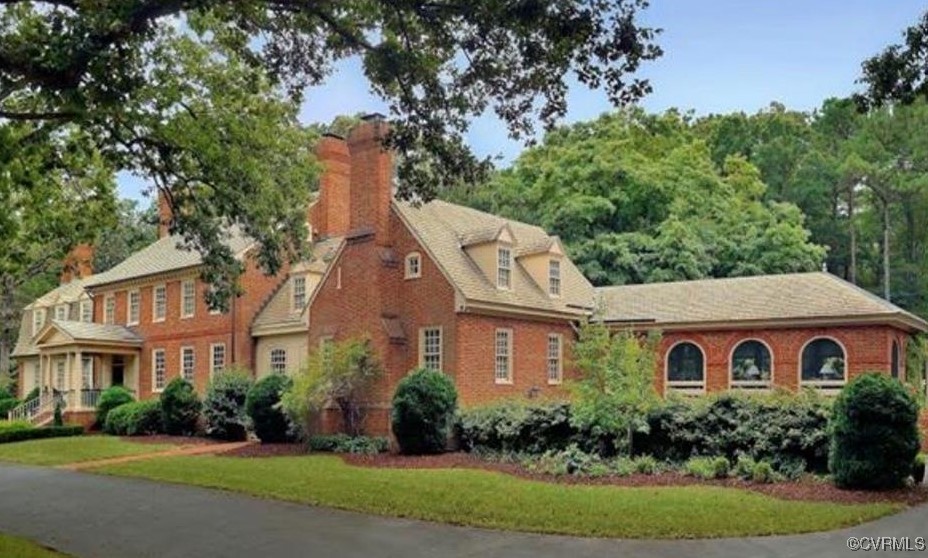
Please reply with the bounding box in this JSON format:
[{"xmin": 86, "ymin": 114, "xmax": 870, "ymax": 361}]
[{"xmin": 111, "ymin": 356, "xmax": 125, "ymax": 386}]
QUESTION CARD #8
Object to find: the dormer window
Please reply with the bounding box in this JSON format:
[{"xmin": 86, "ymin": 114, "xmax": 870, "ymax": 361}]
[
  {"xmin": 497, "ymin": 246, "xmax": 512, "ymax": 289},
  {"xmin": 548, "ymin": 259, "xmax": 561, "ymax": 297},
  {"xmin": 32, "ymin": 308, "xmax": 46, "ymax": 335},
  {"xmin": 405, "ymin": 252, "xmax": 421, "ymax": 279},
  {"xmin": 80, "ymin": 300, "xmax": 92, "ymax": 322},
  {"xmin": 292, "ymin": 275, "xmax": 307, "ymax": 310},
  {"xmin": 55, "ymin": 304, "xmax": 68, "ymax": 321}
]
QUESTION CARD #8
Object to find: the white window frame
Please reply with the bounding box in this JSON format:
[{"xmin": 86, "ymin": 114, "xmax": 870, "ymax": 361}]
[
  {"xmin": 181, "ymin": 279, "xmax": 196, "ymax": 319},
  {"xmin": 104, "ymin": 294, "xmax": 116, "ymax": 325},
  {"xmin": 798, "ymin": 336, "xmax": 848, "ymax": 393},
  {"xmin": 79, "ymin": 299, "xmax": 92, "ymax": 323},
  {"xmin": 665, "ymin": 340, "xmax": 707, "ymax": 395},
  {"xmin": 270, "ymin": 348, "xmax": 288, "ymax": 374},
  {"xmin": 210, "ymin": 343, "xmax": 226, "ymax": 375},
  {"xmin": 292, "ymin": 275, "xmax": 307, "ymax": 311},
  {"xmin": 495, "ymin": 328, "xmax": 513, "ymax": 384},
  {"xmin": 81, "ymin": 356, "xmax": 94, "ymax": 390},
  {"xmin": 152, "ymin": 284, "xmax": 166, "ymax": 323},
  {"xmin": 547, "ymin": 333, "xmax": 563, "ymax": 384},
  {"xmin": 419, "ymin": 327, "xmax": 443, "ymax": 372},
  {"xmin": 152, "ymin": 349, "xmax": 166, "ymax": 392},
  {"xmin": 548, "ymin": 259, "xmax": 561, "ymax": 297},
  {"xmin": 180, "ymin": 346, "xmax": 195, "ymax": 382},
  {"xmin": 729, "ymin": 338, "xmax": 774, "ymax": 390},
  {"xmin": 32, "ymin": 308, "xmax": 46, "ymax": 336},
  {"xmin": 54, "ymin": 304, "xmax": 68, "ymax": 321},
  {"xmin": 404, "ymin": 252, "xmax": 422, "ymax": 279},
  {"xmin": 497, "ymin": 246, "xmax": 512, "ymax": 290},
  {"xmin": 127, "ymin": 289, "xmax": 140, "ymax": 325}
]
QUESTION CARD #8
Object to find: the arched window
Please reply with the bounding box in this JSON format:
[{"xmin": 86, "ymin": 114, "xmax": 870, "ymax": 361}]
[
  {"xmin": 891, "ymin": 340, "xmax": 900, "ymax": 379},
  {"xmin": 730, "ymin": 340, "xmax": 772, "ymax": 389},
  {"xmin": 666, "ymin": 342, "xmax": 705, "ymax": 393},
  {"xmin": 800, "ymin": 338, "xmax": 846, "ymax": 389}
]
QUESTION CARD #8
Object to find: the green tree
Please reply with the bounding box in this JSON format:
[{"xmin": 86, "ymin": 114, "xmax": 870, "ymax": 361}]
[
  {"xmin": 569, "ymin": 320, "xmax": 661, "ymax": 455},
  {"xmin": 0, "ymin": 1, "xmax": 662, "ymax": 305},
  {"xmin": 93, "ymin": 199, "xmax": 158, "ymax": 273},
  {"xmin": 857, "ymin": 10, "xmax": 928, "ymax": 108}
]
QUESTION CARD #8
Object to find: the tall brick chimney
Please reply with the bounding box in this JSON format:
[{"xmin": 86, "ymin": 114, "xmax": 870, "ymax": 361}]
[
  {"xmin": 157, "ymin": 189, "xmax": 173, "ymax": 239},
  {"xmin": 346, "ymin": 114, "xmax": 394, "ymax": 246},
  {"xmin": 60, "ymin": 243, "xmax": 94, "ymax": 284},
  {"xmin": 310, "ymin": 114, "xmax": 395, "ymax": 244}
]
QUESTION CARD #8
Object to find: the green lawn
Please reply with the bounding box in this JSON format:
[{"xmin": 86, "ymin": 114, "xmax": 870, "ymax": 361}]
[
  {"xmin": 0, "ymin": 436, "xmax": 174, "ymax": 466},
  {"xmin": 95, "ymin": 454, "xmax": 900, "ymax": 539},
  {"xmin": 0, "ymin": 533, "xmax": 71, "ymax": 557}
]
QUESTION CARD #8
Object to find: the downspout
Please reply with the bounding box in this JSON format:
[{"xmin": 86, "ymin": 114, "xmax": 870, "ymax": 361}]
[{"xmin": 230, "ymin": 294, "xmax": 237, "ymax": 366}]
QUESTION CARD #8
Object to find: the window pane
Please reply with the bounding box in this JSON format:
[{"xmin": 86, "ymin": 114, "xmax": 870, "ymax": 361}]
[
  {"xmin": 497, "ymin": 248, "xmax": 511, "ymax": 288},
  {"xmin": 423, "ymin": 328, "xmax": 442, "ymax": 371},
  {"xmin": 270, "ymin": 349, "xmax": 287, "ymax": 374},
  {"xmin": 801, "ymin": 339, "xmax": 845, "ymax": 382},
  {"xmin": 547, "ymin": 334, "xmax": 561, "ymax": 383},
  {"xmin": 212, "ymin": 344, "xmax": 226, "ymax": 374},
  {"xmin": 731, "ymin": 341, "xmax": 772, "ymax": 383},
  {"xmin": 292, "ymin": 276, "xmax": 307, "ymax": 309},
  {"xmin": 667, "ymin": 343, "xmax": 704, "ymax": 382},
  {"xmin": 182, "ymin": 348, "xmax": 195, "ymax": 382},
  {"xmin": 549, "ymin": 260, "xmax": 561, "ymax": 296},
  {"xmin": 153, "ymin": 350, "xmax": 166, "ymax": 390},
  {"xmin": 495, "ymin": 330, "xmax": 511, "ymax": 382}
]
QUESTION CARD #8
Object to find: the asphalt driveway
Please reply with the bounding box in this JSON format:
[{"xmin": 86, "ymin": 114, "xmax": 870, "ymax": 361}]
[{"xmin": 0, "ymin": 464, "xmax": 923, "ymax": 558}]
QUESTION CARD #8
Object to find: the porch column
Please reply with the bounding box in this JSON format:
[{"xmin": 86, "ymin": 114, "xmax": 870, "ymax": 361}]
[{"xmin": 75, "ymin": 349, "xmax": 84, "ymax": 410}]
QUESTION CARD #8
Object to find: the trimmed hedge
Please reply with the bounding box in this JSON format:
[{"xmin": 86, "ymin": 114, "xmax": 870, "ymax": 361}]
[
  {"xmin": 308, "ymin": 434, "xmax": 389, "ymax": 454},
  {"xmin": 204, "ymin": 371, "xmax": 253, "ymax": 441},
  {"xmin": 0, "ymin": 425, "xmax": 84, "ymax": 444},
  {"xmin": 160, "ymin": 378, "xmax": 201, "ymax": 436},
  {"xmin": 96, "ymin": 386, "xmax": 135, "ymax": 427},
  {"xmin": 457, "ymin": 400, "xmax": 580, "ymax": 454},
  {"xmin": 104, "ymin": 400, "xmax": 163, "ymax": 436},
  {"xmin": 829, "ymin": 373, "xmax": 920, "ymax": 489},
  {"xmin": 245, "ymin": 375, "xmax": 293, "ymax": 443},
  {"xmin": 392, "ymin": 368, "xmax": 458, "ymax": 454}
]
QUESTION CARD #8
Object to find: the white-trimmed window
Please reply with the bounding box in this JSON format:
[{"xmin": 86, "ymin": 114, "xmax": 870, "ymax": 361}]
[
  {"xmin": 405, "ymin": 252, "xmax": 422, "ymax": 279},
  {"xmin": 730, "ymin": 339, "xmax": 773, "ymax": 390},
  {"xmin": 104, "ymin": 294, "xmax": 116, "ymax": 324},
  {"xmin": 497, "ymin": 247, "xmax": 512, "ymax": 289},
  {"xmin": 270, "ymin": 348, "xmax": 287, "ymax": 374},
  {"xmin": 547, "ymin": 334, "xmax": 563, "ymax": 384},
  {"xmin": 210, "ymin": 343, "xmax": 226, "ymax": 375},
  {"xmin": 181, "ymin": 346, "xmax": 195, "ymax": 382},
  {"xmin": 207, "ymin": 286, "xmax": 222, "ymax": 315},
  {"xmin": 153, "ymin": 285, "xmax": 166, "ymax": 322},
  {"xmin": 80, "ymin": 299, "xmax": 92, "ymax": 323},
  {"xmin": 55, "ymin": 360, "xmax": 65, "ymax": 390},
  {"xmin": 292, "ymin": 276, "xmax": 307, "ymax": 310},
  {"xmin": 420, "ymin": 327, "xmax": 442, "ymax": 371},
  {"xmin": 32, "ymin": 308, "xmax": 46, "ymax": 335},
  {"xmin": 152, "ymin": 349, "xmax": 166, "ymax": 392},
  {"xmin": 666, "ymin": 341, "xmax": 706, "ymax": 394},
  {"xmin": 548, "ymin": 259, "xmax": 561, "ymax": 296},
  {"xmin": 81, "ymin": 356, "xmax": 93, "ymax": 389},
  {"xmin": 495, "ymin": 329, "xmax": 513, "ymax": 383},
  {"xmin": 127, "ymin": 290, "xmax": 140, "ymax": 325},
  {"xmin": 54, "ymin": 304, "xmax": 68, "ymax": 321},
  {"xmin": 181, "ymin": 279, "xmax": 196, "ymax": 318},
  {"xmin": 800, "ymin": 338, "xmax": 846, "ymax": 391}
]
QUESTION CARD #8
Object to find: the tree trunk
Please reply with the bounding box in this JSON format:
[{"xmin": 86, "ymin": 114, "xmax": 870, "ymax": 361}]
[
  {"xmin": 882, "ymin": 201, "xmax": 891, "ymax": 301},
  {"xmin": 0, "ymin": 276, "xmax": 17, "ymax": 380},
  {"xmin": 848, "ymin": 182, "xmax": 857, "ymax": 284}
]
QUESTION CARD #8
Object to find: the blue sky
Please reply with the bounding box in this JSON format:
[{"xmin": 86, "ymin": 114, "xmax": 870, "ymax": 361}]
[{"xmin": 118, "ymin": 1, "xmax": 926, "ymax": 203}]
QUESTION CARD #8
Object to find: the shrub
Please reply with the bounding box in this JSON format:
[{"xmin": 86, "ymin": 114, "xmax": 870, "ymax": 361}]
[
  {"xmin": 160, "ymin": 378, "xmax": 201, "ymax": 436},
  {"xmin": 24, "ymin": 387, "xmax": 39, "ymax": 402},
  {"xmin": 829, "ymin": 373, "xmax": 920, "ymax": 489},
  {"xmin": 307, "ymin": 434, "xmax": 389, "ymax": 454},
  {"xmin": 96, "ymin": 386, "xmax": 134, "ymax": 427},
  {"xmin": 456, "ymin": 400, "xmax": 577, "ymax": 454},
  {"xmin": 104, "ymin": 400, "xmax": 162, "ymax": 436},
  {"xmin": 752, "ymin": 461, "xmax": 776, "ymax": 484},
  {"xmin": 914, "ymin": 454, "xmax": 926, "ymax": 483},
  {"xmin": 246, "ymin": 375, "xmax": 293, "ymax": 443},
  {"xmin": 0, "ymin": 420, "xmax": 33, "ymax": 433},
  {"xmin": 632, "ymin": 455, "xmax": 659, "ymax": 475},
  {"xmin": 0, "ymin": 397, "xmax": 20, "ymax": 417},
  {"xmin": 204, "ymin": 370, "xmax": 253, "ymax": 441},
  {"xmin": 0, "ymin": 425, "xmax": 83, "ymax": 444},
  {"xmin": 733, "ymin": 454, "xmax": 757, "ymax": 480},
  {"xmin": 391, "ymin": 368, "xmax": 458, "ymax": 454},
  {"xmin": 685, "ymin": 456, "xmax": 729, "ymax": 480},
  {"xmin": 52, "ymin": 400, "xmax": 63, "ymax": 426}
]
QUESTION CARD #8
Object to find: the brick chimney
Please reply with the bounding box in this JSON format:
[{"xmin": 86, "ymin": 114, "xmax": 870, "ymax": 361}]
[
  {"xmin": 60, "ymin": 243, "xmax": 94, "ymax": 284},
  {"xmin": 311, "ymin": 114, "xmax": 395, "ymax": 245},
  {"xmin": 157, "ymin": 189, "xmax": 173, "ymax": 239},
  {"xmin": 346, "ymin": 114, "xmax": 394, "ymax": 246}
]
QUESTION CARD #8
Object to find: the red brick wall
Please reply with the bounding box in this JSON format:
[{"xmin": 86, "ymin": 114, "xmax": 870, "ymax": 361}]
[
  {"xmin": 655, "ymin": 325, "xmax": 908, "ymax": 394},
  {"xmin": 93, "ymin": 254, "xmax": 285, "ymax": 399}
]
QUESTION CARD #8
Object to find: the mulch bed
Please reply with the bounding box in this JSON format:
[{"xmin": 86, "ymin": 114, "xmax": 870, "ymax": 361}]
[
  {"xmin": 121, "ymin": 435, "xmax": 222, "ymax": 447},
  {"xmin": 341, "ymin": 452, "xmax": 928, "ymax": 506},
  {"xmin": 216, "ymin": 442, "xmax": 310, "ymax": 458}
]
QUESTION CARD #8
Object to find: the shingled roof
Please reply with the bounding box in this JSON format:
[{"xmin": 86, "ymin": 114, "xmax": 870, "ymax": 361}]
[
  {"xmin": 596, "ymin": 272, "xmax": 928, "ymax": 332},
  {"xmin": 12, "ymin": 280, "xmax": 91, "ymax": 358},
  {"xmin": 394, "ymin": 200, "xmax": 594, "ymax": 317},
  {"xmin": 36, "ymin": 320, "xmax": 143, "ymax": 347}
]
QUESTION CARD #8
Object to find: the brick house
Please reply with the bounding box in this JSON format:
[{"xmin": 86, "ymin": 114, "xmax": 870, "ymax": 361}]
[{"xmin": 8, "ymin": 115, "xmax": 928, "ymax": 432}]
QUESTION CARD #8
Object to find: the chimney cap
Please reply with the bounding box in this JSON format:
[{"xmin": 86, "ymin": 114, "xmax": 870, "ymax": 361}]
[
  {"xmin": 322, "ymin": 131, "xmax": 345, "ymax": 140},
  {"xmin": 361, "ymin": 112, "xmax": 386, "ymax": 122}
]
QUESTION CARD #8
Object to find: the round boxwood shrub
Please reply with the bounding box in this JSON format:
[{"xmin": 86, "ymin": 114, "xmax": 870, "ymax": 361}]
[
  {"xmin": 391, "ymin": 368, "xmax": 457, "ymax": 454},
  {"xmin": 104, "ymin": 400, "xmax": 163, "ymax": 436},
  {"xmin": 204, "ymin": 370, "xmax": 253, "ymax": 441},
  {"xmin": 96, "ymin": 385, "xmax": 135, "ymax": 427},
  {"xmin": 829, "ymin": 373, "xmax": 920, "ymax": 489},
  {"xmin": 245, "ymin": 374, "xmax": 293, "ymax": 443},
  {"xmin": 160, "ymin": 378, "xmax": 201, "ymax": 436}
]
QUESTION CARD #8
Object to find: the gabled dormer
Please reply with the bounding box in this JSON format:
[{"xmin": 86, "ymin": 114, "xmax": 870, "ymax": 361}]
[
  {"xmin": 460, "ymin": 224, "xmax": 515, "ymax": 291},
  {"xmin": 516, "ymin": 236, "xmax": 566, "ymax": 298}
]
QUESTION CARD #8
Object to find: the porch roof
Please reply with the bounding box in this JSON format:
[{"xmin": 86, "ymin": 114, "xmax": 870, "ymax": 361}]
[{"xmin": 35, "ymin": 320, "xmax": 143, "ymax": 350}]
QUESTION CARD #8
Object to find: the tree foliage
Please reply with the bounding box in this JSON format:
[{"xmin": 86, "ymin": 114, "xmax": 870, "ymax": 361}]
[
  {"xmin": 857, "ymin": 10, "xmax": 928, "ymax": 108},
  {"xmin": 391, "ymin": 368, "xmax": 457, "ymax": 455}
]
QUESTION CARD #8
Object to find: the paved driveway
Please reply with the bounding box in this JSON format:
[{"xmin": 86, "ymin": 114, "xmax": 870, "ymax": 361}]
[{"xmin": 0, "ymin": 464, "xmax": 923, "ymax": 558}]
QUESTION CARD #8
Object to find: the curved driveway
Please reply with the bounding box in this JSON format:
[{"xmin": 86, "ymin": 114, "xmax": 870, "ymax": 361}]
[{"xmin": 0, "ymin": 464, "xmax": 923, "ymax": 558}]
